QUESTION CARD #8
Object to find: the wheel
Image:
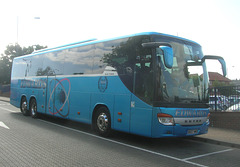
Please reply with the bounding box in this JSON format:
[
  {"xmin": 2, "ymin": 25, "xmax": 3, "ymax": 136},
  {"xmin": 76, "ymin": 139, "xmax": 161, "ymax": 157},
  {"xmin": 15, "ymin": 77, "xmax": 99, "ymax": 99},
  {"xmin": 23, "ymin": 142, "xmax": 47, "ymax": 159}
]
[
  {"xmin": 94, "ymin": 107, "xmax": 111, "ymax": 137},
  {"xmin": 20, "ymin": 97, "xmax": 29, "ymax": 116},
  {"xmin": 223, "ymin": 105, "xmax": 227, "ymax": 111},
  {"xmin": 30, "ymin": 98, "xmax": 38, "ymax": 118}
]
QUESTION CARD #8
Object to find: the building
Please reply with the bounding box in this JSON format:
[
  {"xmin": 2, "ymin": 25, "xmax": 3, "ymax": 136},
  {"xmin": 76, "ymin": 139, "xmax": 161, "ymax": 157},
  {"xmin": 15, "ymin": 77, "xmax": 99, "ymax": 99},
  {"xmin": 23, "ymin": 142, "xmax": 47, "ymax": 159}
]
[
  {"xmin": 231, "ymin": 79, "xmax": 240, "ymax": 86},
  {"xmin": 208, "ymin": 72, "xmax": 231, "ymax": 86}
]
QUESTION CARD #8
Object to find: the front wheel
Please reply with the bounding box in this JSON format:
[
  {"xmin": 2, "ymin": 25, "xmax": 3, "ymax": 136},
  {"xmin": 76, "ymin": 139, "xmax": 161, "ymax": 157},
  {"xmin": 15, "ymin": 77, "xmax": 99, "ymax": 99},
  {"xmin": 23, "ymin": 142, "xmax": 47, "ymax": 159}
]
[
  {"xmin": 30, "ymin": 99, "xmax": 38, "ymax": 118},
  {"xmin": 94, "ymin": 107, "xmax": 111, "ymax": 137}
]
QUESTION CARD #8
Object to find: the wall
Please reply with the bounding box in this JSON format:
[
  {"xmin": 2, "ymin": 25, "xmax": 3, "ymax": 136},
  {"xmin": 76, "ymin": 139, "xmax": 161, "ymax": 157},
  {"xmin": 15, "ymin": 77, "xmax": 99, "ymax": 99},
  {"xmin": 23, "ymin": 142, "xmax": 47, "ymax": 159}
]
[{"xmin": 210, "ymin": 112, "xmax": 240, "ymax": 130}]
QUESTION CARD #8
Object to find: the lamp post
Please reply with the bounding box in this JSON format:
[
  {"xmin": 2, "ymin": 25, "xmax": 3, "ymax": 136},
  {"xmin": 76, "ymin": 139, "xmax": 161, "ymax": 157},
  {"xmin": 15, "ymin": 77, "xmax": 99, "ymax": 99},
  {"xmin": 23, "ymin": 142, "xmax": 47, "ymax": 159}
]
[{"xmin": 17, "ymin": 16, "xmax": 19, "ymax": 43}]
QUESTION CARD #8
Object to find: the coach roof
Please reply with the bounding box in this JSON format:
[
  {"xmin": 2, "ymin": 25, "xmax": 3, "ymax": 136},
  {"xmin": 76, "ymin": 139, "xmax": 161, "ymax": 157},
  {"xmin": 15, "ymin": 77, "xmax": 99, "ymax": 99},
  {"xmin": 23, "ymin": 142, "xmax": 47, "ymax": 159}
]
[{"xmin": 15, "ymin": 32, "xmax": 200, "ymax": 60}]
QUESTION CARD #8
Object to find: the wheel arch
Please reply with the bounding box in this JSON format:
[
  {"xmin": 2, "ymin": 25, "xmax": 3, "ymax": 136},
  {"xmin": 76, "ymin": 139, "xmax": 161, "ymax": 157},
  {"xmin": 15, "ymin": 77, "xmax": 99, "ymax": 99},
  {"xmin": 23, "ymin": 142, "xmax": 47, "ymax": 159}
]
[
  {"xmin": 20, "ymin": 95, "xmax": 28, "ymax": 107},
  {"xmin": 92, "ymin": 104, "xmax": 111, "ymax": 126},
  {"xmin": 29, "ymin": 96, "xmax": 37, "ymax": 105}
]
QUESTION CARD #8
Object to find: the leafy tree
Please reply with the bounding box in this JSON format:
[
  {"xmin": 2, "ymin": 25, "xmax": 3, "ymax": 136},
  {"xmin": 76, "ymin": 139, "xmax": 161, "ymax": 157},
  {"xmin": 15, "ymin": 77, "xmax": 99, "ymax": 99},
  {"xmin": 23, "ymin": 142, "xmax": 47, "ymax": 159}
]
[
  {"xmin": 36, "ymin": 66, "xmax": 55, "ymax": 76},
  {"xmin": 0, "ymin": 55, "xmax": 11, "ymax": 84},
  {"xmin": 210, "ymin": 80, "xmax": 238, "ymax": 97},
  {"xmin": 0, "ymin": 43, "xmax": 47, "ymax": 84},
  {"xmin": 4, "ymin": 43, "xmax": 47, "ymax": 62}
]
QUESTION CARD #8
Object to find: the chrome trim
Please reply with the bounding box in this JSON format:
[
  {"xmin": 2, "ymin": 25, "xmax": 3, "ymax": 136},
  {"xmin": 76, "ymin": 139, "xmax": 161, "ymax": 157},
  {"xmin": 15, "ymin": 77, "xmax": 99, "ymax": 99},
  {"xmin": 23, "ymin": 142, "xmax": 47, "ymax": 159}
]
[
  {"xmin": 21, "ymin": 101, "xmax": 27, "ymax": 112},
  {"xmin": 174, "ymin": 117, "xmax": 207, "ymax": 126},
  {"xmin": 97, "ymin": 113, "xmax": 109, "ymax": 132}
]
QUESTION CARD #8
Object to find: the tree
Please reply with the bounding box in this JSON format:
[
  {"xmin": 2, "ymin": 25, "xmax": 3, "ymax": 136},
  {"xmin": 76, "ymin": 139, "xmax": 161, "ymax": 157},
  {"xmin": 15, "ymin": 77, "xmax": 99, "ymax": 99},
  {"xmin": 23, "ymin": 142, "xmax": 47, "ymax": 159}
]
[
  {"xmin": 0, "ymin": 55, "xmax": 11, "ymax": 84},
  {"xmin": 0, "ymin": 43, "xmax": 47, "ymax": 84},
  {"xmin": 210, "ymin": 80, "xmax": 238, "ymax": 97},
  {"xmin": 4, "ymin": 43, "xmax": 47, "ymax": 62}
]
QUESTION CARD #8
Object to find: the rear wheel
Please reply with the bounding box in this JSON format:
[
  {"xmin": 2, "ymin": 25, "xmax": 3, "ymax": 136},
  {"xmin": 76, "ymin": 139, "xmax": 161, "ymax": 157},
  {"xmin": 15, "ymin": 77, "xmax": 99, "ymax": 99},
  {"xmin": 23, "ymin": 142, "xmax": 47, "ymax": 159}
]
[
  {"xmin": 30, "ymin": 98, "xmax": 38, "ymax": 118},
  {"xmin": 20, "ymin": 97, "xmax": 29, "ymax": 116},
  {"xmin": 94, "ymin": 107, "xmax": 111, "ymax": 137}
]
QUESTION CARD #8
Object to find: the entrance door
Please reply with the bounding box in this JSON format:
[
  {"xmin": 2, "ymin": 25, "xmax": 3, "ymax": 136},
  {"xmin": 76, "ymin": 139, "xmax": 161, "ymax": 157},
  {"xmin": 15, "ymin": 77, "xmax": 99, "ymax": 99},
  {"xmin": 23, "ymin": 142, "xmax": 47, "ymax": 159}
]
[{"xmin": 130, "ymin": 55, "xmax": 154, "ymax": 137}]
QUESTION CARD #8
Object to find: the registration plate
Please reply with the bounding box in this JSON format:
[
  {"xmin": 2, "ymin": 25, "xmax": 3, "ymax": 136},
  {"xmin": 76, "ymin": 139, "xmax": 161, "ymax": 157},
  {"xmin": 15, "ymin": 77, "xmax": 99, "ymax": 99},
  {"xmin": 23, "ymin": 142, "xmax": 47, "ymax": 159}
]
[{"xmin": 187, "ymin": 129, "xmax": 198, "ymax": 134}]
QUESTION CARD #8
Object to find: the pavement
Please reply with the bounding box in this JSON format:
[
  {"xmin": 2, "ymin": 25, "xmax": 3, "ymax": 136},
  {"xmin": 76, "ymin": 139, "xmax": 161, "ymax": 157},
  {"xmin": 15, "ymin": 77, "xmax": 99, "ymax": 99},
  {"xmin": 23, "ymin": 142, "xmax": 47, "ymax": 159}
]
[
  {"xmin": 0, "ymin": 96, "xmax": 10, "ymax": 103},
  {"xmin": 1, "ymin": 96, "xmax": 239, "ymax": 149}
]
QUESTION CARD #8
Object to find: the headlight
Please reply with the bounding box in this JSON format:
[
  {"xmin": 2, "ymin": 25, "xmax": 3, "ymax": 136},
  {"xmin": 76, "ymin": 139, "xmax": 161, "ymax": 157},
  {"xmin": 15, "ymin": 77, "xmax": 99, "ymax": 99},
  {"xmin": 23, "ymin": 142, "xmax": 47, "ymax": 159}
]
[{"xmin": 157, "ymin": 113, "xmax": 174, "ymax": 126}]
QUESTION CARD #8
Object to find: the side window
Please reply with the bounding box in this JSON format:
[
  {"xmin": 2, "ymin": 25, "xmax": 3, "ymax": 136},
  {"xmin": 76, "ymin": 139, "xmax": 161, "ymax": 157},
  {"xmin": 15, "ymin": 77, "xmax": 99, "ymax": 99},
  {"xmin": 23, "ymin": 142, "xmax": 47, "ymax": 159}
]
[
  {"xmin": 11, "ymin": 58, "xmax": 28, "ymax": 79},
  {"xmin": 28, "ymin": 54, "xmax": 44, "ymax": 77},
  {"xmin": 93, "ymin": 42, "xmax": 112, "ymax": 74},
  {"xmin": 94, "ymin": 38, "xmax": 135, "ymax": 91},
  {"xmin": 93, "ymin": 38, "xmax": 129, "ymax": 74},
  {"xmin": 41, "ymin": 51, "xmax": 64, "ymax": 76},
  {"xmin": 64, "ymin": 45, "xmax": 94, "ymax": 75}
]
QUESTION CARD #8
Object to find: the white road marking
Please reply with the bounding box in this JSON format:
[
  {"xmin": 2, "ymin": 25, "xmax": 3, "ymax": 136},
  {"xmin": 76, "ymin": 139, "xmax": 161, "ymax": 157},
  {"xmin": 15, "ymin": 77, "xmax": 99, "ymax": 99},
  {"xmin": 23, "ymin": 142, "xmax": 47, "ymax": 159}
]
[
  {"xmin": 38, "ymin": 119, "xmax": 208, "ymax": 167},
  {"xmin": 0, "ymin": 106, "xmax": 19, "ymax": 113},
  {"xmin": 183, "ymin": 148, "xmax": 233, "ymax": 161},
  {"xmin": 0, "ymin": 121, "xmax": 10, "ymax": 129}
]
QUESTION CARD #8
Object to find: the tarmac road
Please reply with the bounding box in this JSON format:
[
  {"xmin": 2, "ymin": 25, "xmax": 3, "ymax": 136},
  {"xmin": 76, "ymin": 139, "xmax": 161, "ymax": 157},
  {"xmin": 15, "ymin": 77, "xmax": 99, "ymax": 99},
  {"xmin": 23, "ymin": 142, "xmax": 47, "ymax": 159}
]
[{"xmin": 0, "ymin": 101, "xmax": 239, "ymax": 167}]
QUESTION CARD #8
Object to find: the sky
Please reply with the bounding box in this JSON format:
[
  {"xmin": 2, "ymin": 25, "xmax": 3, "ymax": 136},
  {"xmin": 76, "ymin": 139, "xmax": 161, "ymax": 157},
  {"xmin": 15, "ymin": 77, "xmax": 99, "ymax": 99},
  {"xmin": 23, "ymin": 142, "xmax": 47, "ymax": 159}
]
[{"xmin": 0, "ymin": 0, "xmax": 240, "ymax": 79}]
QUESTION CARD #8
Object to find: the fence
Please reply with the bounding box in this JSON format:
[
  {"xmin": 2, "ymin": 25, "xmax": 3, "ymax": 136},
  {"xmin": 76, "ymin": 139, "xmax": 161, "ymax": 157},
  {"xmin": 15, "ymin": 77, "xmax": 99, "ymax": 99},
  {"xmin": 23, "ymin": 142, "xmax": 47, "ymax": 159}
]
[
  {"xmin": 209, "ymin": 85, "xmax": 240, "ymax": 112},
  {"xmin": 0, "ymin": 84, "xmax": 240, "ymax": 111}
]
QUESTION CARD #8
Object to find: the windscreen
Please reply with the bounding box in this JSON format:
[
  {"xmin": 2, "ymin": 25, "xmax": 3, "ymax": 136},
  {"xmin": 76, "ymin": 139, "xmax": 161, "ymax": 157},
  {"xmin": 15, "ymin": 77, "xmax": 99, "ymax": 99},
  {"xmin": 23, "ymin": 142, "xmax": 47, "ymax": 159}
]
[{"xmin": 153, "ymin": 37, "xmax": 209, "ymax": 108}]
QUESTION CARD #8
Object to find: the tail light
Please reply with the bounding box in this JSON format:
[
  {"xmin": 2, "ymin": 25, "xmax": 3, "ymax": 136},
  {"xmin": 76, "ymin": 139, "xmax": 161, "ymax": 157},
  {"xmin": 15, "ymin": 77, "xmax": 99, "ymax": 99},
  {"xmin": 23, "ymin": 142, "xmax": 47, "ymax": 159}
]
[{"xmin": 157, "ymin": 113, "xmax": 174, "ymax": 126}]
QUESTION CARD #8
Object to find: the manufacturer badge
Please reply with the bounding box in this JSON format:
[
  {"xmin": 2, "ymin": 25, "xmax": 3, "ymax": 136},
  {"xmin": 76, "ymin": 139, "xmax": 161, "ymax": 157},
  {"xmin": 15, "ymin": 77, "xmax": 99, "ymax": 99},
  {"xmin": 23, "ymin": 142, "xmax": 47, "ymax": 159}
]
[{"xmin": 98, "ymin": 76, "xmax": 108, "ymax": 92}]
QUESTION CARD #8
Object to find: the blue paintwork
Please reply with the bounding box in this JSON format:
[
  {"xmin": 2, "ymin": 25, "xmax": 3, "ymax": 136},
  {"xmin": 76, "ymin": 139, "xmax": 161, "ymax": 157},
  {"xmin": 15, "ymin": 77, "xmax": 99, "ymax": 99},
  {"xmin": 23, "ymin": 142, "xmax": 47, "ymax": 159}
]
[
  {"xmin": 10, "ymin": 74, "xmax": 209, "ymax": 138},
  {"xmin": 10, "ymin": 32, "xmax": 209, "ymax": 138}
]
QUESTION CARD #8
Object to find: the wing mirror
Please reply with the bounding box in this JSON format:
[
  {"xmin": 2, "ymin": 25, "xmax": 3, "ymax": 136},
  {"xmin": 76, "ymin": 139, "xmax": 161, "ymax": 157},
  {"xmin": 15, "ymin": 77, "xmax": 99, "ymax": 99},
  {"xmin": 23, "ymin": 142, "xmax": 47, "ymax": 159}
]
[{"xmin": 202, "ymin": 55, "xmax": 227, "ymax": 77}]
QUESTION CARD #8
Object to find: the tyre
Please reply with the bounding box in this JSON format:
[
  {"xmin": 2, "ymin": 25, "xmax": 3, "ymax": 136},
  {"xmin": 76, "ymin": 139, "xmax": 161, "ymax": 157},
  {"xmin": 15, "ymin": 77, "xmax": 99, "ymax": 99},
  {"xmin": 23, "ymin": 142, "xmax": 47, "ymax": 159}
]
[
  {"xmin": 30, "ymin": 98, "xmax": 38, "ymax": 118},
  {"xmin": 223, "ymin": 105, "xmax": 227, "ymax": 111},
  {"xmin": 94, "ymin": 107, "xmax": 111, "ymax": 137},
  {"xmin": 20, "ymin": 97, "xmax": 29, "ymax": 116}
]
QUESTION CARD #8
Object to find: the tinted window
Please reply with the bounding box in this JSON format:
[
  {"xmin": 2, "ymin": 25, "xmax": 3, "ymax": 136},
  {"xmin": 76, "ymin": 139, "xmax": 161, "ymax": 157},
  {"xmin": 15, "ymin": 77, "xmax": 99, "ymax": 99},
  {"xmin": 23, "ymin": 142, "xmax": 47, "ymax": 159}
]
[
  {"xmin": 102, "ymin": 36, "xmax": 153, "ymax": 104},
  {"xmin": 28, "ymin": 54, "xmax": 44, "ymax": 76},
  {"xmin": 11, "ymin": 58, "xmax": 28, "ymax": 78},
  {"xmin": 94, "ymin": 38, "xmax": 136, "ymax": 90},
  {"xmin": 134, "ymin": 47, "xmax": 153, "ymax": 104},
  {"xmin": 93, "ymin": 42, "xmax": 114, "ymax": 74},
  {"xmin": 64, "ymin": 45, "xmax": 94, "ymax": 75},
  {"xmin": 41, "ymin": 51, "xmax": 64, "ymax": 76}
]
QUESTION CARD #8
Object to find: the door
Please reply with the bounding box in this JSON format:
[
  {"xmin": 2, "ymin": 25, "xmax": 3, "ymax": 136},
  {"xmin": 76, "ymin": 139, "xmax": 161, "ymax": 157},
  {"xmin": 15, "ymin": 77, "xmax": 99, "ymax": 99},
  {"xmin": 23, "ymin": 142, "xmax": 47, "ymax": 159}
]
[
  {"xmin": 130, "ymin": 51, "xmax": 154, "ymax": 137},
  {"xmin": 37, "ymin": 78, "xmax": 47, "ymax": 114}
]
